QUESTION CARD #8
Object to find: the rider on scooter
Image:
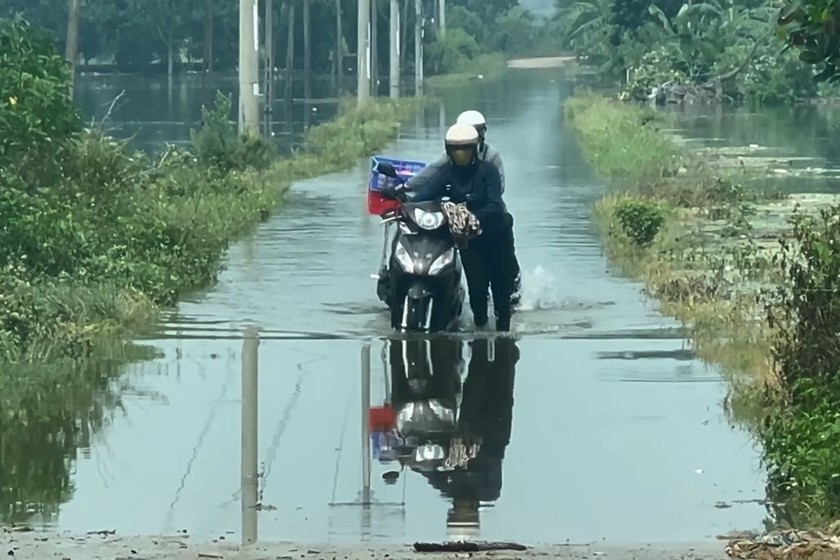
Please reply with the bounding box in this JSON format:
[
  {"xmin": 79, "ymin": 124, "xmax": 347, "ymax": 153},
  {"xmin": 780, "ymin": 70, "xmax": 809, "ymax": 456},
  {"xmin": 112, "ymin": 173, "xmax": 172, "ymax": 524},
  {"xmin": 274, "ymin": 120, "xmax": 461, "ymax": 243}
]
[
  {"xmin": 406, "ymin": 110, "xmax": 522, "ymax": 306},
  {"xmin": 384, "ymin": 123, "xmax": 515, "ymax": 331}
]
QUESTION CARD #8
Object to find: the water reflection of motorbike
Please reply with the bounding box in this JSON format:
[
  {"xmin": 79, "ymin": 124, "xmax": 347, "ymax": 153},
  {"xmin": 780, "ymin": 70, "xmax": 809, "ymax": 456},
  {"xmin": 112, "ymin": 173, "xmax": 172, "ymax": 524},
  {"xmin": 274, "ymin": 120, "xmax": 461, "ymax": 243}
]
[
  {"xmin": 377, "ymin": 336, "xmax": 460, "ymax": 472},
  {"xmin": 382, "ymin": 336, "xmax": 519, "ymax": 536}
]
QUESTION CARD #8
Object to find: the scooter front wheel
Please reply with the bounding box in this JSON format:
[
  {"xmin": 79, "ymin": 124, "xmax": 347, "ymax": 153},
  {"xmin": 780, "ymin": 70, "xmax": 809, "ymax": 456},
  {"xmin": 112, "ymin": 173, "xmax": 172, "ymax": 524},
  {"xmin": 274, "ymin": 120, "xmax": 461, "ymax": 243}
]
[{"xmin": 404, "ymin": 297, "xmax": 428, "ymax": 331}]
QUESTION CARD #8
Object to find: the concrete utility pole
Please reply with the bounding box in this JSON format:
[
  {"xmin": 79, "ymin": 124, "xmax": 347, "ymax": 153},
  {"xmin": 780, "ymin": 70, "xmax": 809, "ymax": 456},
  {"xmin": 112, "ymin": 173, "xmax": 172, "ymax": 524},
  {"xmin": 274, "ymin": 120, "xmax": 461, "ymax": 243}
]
[
  {"xmin": 357, "ymin": 0, "xmax": 371, "ymax": 101},
  {"xmin": 336, "ymin": 0, "xmax": 343, "ymax": 80},
  {"xmin": 389, "ymin": 0, "xmax": 399, "ymax": 98},
  {"xmin": 239, "ymin": 0, "xmax": 260, "ymax": 136},
  {"xmin": 286, "ymin": 1, "xmax": 295, "ymax": 94},
  {"xmin": 204, "ymin": 0, "xmax": 214, "ymax": 72},
  {"xmin": 414, "ymin": 0, "xmax": 422, "ymax": 96},
  {"xmin": 65, "ymin": 0, "xmax": 81, "ymax": 95},
  {"xmin": 438, "ymin": 0, "xmax": 445, "ymax": 38},
  {"xmin": 371, "ymin": 0, "xmax": 378, "ymax": 94},
  {"xmin": 303, "ymin": 0, "xmax": 311, "ymax": 75},
  {"xmin": 264, "ymin": 0, "xmax": 274, "ymax": 137}
]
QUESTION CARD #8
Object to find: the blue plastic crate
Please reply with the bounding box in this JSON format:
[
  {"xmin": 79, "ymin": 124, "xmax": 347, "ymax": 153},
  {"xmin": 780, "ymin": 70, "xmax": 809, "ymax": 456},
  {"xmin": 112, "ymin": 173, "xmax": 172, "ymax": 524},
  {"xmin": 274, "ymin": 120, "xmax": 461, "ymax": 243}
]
[{"xmin": 369, "ymin": 155, "xmax": 427, "ymax": 192}]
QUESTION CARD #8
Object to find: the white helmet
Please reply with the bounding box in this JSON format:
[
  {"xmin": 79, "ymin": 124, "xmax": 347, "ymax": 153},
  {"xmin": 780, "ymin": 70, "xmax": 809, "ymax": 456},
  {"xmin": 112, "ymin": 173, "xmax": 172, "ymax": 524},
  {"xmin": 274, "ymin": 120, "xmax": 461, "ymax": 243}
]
[
  {"xmin": 456, "ymin": 110, "xmax": 486, "ymax": 128},
  {"xmin": 444, "ymin": 123, "xmax": 479, "ymax": 146},
  {"xmin": 444, "ymin": 123, "xmax": 479, "ymax": 166},
  {"xmin": 456, "ymin": 110, "xmax": 487, "ymax": 143}
]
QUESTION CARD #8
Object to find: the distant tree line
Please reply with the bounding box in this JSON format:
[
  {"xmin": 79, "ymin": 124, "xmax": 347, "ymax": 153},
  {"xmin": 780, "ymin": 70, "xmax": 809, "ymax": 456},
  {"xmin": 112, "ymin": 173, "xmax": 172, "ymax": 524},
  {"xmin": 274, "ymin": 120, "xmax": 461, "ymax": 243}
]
[{"xmin": 1, "ymin": 0, "xmax": 557, "ymax": 77}]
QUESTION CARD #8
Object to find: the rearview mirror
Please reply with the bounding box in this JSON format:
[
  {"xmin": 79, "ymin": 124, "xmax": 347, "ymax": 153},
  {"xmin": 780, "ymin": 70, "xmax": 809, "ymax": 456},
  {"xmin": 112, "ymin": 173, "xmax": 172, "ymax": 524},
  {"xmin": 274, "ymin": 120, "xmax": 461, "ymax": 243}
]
[{"xmin": 377, "ymin": 162, "xmax": 398, "ymax": 178}]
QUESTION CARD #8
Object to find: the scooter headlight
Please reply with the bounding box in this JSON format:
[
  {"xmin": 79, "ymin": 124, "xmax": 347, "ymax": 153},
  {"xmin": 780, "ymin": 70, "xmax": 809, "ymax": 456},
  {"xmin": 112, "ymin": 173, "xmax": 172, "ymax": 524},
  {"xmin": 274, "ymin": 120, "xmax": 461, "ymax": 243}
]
[
  {"xmin": 394, "ymin": 242, "xmax": 415, "ymax": 273},
  {"xmin": 413, "ymin": 208, "xmax": 445, "ymax": 230},
  {"xmin": 428, "ymin": 248, "xmax": 455, "ymax": 276}
]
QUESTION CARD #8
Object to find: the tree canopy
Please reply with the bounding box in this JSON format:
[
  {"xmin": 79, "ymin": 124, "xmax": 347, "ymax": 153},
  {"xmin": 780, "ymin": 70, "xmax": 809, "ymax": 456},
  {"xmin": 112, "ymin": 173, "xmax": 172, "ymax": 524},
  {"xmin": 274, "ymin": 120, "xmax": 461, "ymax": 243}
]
[{"xmin": 777, "ymin": 0, "xmax": 840, "ymax": 82}]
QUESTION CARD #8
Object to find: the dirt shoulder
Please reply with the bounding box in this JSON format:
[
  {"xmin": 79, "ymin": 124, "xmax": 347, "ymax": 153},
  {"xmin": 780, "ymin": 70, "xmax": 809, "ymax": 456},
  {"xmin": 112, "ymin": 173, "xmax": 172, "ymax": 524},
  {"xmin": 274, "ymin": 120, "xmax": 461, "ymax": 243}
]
[{"xmin": 1, "ymin": 531, "xmax": 730, "ymax": 560}]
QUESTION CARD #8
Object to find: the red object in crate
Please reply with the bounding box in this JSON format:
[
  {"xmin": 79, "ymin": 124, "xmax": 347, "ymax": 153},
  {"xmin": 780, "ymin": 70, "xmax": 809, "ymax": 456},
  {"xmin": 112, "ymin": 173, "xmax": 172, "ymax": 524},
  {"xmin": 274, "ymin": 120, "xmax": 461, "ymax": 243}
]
[
  {"xmin": 368, "ymin": 405, "xmax": 397, "ymax": 431},
  {"xmin": 368, "ymin": 155, "xmax": 428, "ymax": 216}
]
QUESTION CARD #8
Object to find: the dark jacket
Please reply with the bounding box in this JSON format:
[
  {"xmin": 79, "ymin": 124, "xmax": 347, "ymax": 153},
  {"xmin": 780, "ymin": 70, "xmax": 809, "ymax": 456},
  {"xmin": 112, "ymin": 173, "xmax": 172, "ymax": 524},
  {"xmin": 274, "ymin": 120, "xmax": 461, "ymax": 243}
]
[
  {"xmin": 409, "ymin": 160, "xmax": 506, "ymax": 229},
  {"xmin": 407, "ymin": 143, "xmax": 506, "ymax": 193}
]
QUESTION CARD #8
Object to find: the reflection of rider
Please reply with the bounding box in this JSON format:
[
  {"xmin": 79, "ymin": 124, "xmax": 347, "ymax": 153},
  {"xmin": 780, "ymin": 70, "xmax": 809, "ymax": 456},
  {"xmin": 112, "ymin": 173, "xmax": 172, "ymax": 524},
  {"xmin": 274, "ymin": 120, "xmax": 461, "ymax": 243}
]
[
  {"xmin": 423, "ymin": 337, "xmax": 518, "ymax": 529},
  {"xmin": 386, "ymin": 124, "xmax": 515, "ymax": 331}
]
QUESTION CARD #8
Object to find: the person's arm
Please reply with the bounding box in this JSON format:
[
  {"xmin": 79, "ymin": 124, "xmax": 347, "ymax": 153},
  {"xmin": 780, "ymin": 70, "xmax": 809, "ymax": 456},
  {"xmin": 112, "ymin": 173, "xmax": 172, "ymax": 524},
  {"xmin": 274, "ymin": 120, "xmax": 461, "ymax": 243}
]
[
  {"xmin": 410, "ymin": 166, "xmax": 449, "ymax": 202},
  {"xmin": 473, "ymin": 163, "xmax": 504, "ymax": 225},
  {"xmin": 486, "ymin": 146, "xmax": 505, "ymax": 194},
  {"xmin": 405, "ymin": 154, "xmax": 448, "ymax": 191},
  {"xmin": 494, "ymin": 152, "xmax": 506, "ymax": 194}
]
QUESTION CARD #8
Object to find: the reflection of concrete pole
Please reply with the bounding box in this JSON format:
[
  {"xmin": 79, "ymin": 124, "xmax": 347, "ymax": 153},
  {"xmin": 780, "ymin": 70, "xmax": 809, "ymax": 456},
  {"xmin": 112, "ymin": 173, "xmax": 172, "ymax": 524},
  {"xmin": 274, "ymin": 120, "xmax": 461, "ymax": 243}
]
[
  {"xmin": 415, "ymin": 105, "xmax": 423, "ymax": 138},
  {"xmin": 361, "ymin": 341, "xmax": 372, "ymax": 505},
  {"xmin": 241, "ymin": 326, "xmax": 259, "ymax": 545}
]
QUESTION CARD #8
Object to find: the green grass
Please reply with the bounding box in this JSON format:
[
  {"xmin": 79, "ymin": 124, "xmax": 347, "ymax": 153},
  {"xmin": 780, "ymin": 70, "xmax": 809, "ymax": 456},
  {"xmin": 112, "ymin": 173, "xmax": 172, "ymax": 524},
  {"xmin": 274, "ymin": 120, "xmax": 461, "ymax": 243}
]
[{"xmin": 563, "ymin": 91, "xmax": 681, "ymax": 184}]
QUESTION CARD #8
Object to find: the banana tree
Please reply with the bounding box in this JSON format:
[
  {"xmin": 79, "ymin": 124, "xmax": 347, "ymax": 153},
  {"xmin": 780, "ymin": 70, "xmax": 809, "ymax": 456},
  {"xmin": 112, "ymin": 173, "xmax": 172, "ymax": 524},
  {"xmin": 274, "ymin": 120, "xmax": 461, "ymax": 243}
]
[
  {"xmin": 646, "ymin": 0, "xmax": 775, "ymax": 81},
  {"xmin": 554, "ymin": 0, "xmax": 615, "ymax": 64},
  {"xmin": 778, "ymin": 0, "xmax": 840, "ymax": 82}
]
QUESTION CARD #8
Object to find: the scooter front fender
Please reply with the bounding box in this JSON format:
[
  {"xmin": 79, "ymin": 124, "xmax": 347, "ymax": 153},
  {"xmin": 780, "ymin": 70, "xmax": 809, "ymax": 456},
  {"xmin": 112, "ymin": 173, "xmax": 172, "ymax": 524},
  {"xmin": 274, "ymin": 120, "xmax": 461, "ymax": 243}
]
[{"xmin": 406, "ymin": 282, "xmax": 434, "ymax": 300}]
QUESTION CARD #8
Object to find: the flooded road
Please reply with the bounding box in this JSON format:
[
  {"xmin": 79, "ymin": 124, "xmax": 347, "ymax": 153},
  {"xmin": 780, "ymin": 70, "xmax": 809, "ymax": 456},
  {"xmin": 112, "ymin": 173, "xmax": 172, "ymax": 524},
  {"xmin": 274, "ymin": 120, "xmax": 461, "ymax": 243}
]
[{"xmin": 21, "ymin": 71, "xmax": 768, "ymax": 543}]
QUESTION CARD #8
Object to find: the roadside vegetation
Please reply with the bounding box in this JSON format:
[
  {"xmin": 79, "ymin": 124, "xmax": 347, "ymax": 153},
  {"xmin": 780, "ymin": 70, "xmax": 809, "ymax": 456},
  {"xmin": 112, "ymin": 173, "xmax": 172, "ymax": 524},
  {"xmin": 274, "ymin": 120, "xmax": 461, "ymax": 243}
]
[
  {"xmin": 0, "ymin": 16, "xmax": 430, "ymax": 522},
  {"xmin": 565, "ymin": 90, "xmax": 840, "ymax": 529}
]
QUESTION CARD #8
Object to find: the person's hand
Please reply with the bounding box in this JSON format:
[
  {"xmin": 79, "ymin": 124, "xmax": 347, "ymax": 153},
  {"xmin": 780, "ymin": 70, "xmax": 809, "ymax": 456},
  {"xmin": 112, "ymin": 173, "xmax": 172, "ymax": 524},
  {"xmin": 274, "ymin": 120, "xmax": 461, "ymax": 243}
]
[
  {"xmin": 397, "ymin": 203, "xmax": 412, "ymax": 220},
  {"xmin": 381, "ymin": 185, "xmax": 399, "ymax": 200}
]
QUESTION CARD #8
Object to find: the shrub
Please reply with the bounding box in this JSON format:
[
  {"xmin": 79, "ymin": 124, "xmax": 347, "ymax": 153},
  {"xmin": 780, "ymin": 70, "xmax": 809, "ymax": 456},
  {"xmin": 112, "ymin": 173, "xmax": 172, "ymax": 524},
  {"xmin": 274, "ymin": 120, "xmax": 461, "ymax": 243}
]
[
  {"xmin": 612, "ymin": 199, "xmax": 665, "ymax": 247},
  {"xmin": 190, "ymin": 91, "xmax": 275, "ymax": 174},
  {"xmin": 759, "ymin": 205, "xmax": 840, "ymax": 525}
]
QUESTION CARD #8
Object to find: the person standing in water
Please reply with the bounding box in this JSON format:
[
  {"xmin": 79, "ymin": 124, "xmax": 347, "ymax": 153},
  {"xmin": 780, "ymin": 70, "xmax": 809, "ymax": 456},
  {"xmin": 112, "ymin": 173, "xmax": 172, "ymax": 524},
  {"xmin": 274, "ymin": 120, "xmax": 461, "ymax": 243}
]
[{"xmin": 405, "ymin": 110, "xmax": 522, "ymax": 307}]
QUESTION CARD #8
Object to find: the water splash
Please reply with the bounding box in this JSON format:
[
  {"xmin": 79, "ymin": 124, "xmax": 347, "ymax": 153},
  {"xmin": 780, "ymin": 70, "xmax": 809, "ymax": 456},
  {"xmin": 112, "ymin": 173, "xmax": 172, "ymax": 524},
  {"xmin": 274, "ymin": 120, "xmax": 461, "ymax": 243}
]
[{"xmin": 516, "ymin": 266, "xmax": 559, "ymax": 311}]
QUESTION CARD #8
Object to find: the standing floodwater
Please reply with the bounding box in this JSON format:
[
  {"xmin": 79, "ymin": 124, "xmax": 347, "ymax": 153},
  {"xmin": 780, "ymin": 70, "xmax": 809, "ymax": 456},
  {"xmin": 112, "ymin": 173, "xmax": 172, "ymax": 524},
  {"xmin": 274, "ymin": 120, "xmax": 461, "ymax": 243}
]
[{"xmin": 10, "ymin": 70, "xmax": 767, "ymax": 544}]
